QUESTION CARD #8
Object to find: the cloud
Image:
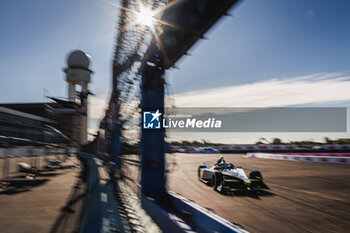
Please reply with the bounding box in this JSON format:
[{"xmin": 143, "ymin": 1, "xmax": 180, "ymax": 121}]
[
  {"xmin": 89, "ymin": 72, "xmax": 350, "ymax": 121},
  {"xmin": 88, "ymin": 94, "xmax": 109, "ymax": 119},
  {"xmin": 86, "ymin": 72, "xmax": 350, "ymax": 142},
  {"xmin": 172, "ymin": 72, "xmax": 350, "ymax": 107},
  {"xmin": 87, "ymin": 72, "xmax": 350, "ymax": 123}
]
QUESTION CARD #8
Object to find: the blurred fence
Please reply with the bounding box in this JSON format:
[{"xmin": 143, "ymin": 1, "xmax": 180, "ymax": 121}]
[
  {"xmin": 0, "ymin": 146, "xmax": 77, "ymax": 158},
  {"xmin": 120, "ymin": 154, "xmax": 141, "ymax": 195},
  {"xmin": 84, "ymin": 0, "xmax": 248, "ymax": 232},
  {"xmin": 0, "ymin": 146, "xmax": 77, "ymax": 180},
  {"xmin": 88, "ymin": 0, "xmax": 174, "ymax": 195}
]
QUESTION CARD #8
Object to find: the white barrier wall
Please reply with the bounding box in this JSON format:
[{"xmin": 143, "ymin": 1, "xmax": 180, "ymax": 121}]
[
  {"xmin": 218, "ymin": 144, "xmax": 350, "ymax": 152},
  {"xmin": 246, "ymin": 153, "xmax": 350, "ymax": 164}
]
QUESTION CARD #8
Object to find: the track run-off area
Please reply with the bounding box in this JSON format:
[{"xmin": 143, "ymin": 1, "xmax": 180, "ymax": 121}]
[{"xmin": 167, "ymin": 153, "xmax": 350, "ymax": 233}]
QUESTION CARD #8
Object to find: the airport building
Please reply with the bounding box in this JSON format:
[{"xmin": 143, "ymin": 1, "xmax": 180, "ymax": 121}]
[{"xmin": 0, "ymin": 50, "xmax": 93, "ymax": 147}]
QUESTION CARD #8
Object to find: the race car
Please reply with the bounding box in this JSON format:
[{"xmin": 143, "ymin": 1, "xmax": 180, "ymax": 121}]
[{"xmin": 198, "ymin": 160, "xmax": 269, "ymax": 193}]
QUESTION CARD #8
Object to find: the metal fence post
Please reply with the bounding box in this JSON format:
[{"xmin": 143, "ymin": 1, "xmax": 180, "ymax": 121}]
[
  {"xmin": 111, "ymin": 122, "xmax": 122, "ymax": 170},
  {"xmin": 140, "ymin": 62, "xmax": 166, "ymax": 201}
]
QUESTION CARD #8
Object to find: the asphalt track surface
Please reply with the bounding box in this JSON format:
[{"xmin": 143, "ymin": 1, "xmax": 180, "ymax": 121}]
[
  {"xmin": 0, "ymin": 157, "xmax": 81, "ymax": 233},
  {"xmin": 167, "ymin": 153, "xmax": 350, "ymax": 233}
]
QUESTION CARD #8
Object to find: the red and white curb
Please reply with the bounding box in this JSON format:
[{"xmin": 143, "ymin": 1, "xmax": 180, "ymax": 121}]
[{"xmin": 245, "ymin": 153, "xmax": 350, "ymax": 164}]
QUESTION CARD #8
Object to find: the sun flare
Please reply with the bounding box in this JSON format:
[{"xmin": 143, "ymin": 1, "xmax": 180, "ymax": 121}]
[{"xmin": 136, "ymin": 7, "xmax": 155, "ymax": 27}]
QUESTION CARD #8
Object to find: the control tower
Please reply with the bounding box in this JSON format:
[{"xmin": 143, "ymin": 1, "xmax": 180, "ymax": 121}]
[{"xmin": 64, "ymin": 50, "xmax": 93, "ymax": 144}]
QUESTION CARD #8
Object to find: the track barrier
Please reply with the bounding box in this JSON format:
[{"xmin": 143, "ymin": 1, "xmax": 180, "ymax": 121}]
[
  {"xmin": 246, "ymin": 153, "xmax": 350, "ymax": 164},
  {"xmin": 78, "ymin": 153, "xmax": 125, "ymax": 233}
]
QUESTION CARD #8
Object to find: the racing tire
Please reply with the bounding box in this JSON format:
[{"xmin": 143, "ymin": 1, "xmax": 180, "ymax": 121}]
[
  {"xmin": 212, "ymin": 172, "xmax": 224, "ymax": 192},
  {"xmin": 249, "ymin": 170, "xmax": 263, "ymax": 180},
  {"xmin": 197, "ymin": 165, "xmax": 206, "ymax": 179}
]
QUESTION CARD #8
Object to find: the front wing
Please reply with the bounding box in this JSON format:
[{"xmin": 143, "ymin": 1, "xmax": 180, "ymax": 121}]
[{"xmin": 219, "ymin": 177, "xmax": 269, "ymax": 192}]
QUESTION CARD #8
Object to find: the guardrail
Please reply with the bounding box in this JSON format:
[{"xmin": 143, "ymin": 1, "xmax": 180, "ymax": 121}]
[
  {"xmin": 141, "ymin": 192, "xmax": 248, "ymax": 233},
  {"xmin": 181, "ymin": 145, "xmax": 350, "ymax": 154},
  {"xmin": 168, "ymin": 192, "xmax": 248, "ymax": 233},
  {"xmin": 246, "ymin": 152, "xmax": 350, "ymax": 164},
  {"xmin": 216, "ymin": 144, "xmax": 350, "ymax": 153},
  {"xmin": 78, "ymin": 153, "xmax": 125, "ymax": 233}
]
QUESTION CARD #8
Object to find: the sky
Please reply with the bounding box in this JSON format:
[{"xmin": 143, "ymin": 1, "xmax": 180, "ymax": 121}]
[{"xmin": 1, "ymin": 0, "xmax": 350, "ymax": 143}]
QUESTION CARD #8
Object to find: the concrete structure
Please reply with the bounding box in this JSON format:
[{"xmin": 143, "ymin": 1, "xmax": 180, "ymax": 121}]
[
  {"xmin": 0, "ymin": 106, "xmax": 68, "ymax": 145},
  {"xmin": 64, "ymin": 50, "xmax": 93, "ymax": 145}
]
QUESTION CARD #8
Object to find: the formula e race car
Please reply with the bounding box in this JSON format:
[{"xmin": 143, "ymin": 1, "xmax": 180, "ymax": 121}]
[{"xmin": 198, "ymin": 161, "xmax": 269, "ymax": 193}]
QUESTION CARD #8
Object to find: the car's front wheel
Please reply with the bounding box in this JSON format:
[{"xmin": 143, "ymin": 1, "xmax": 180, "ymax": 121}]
[
  {"xmin": 212, "ymin": 172, "xmax": 223, "ymax": 191},
  {"xmin": 197, "ymin": 165, "xmax": 206, "ymax": 180}
]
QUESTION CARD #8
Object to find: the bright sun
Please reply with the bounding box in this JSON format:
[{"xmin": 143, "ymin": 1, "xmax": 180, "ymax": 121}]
[{"xmin": 136, "ymin": 7, "xmax": 155, "ymax": 27}]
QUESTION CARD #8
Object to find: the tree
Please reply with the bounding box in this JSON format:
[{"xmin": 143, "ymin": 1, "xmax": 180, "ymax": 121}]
[
  {"xmin": 272, "ymin": 138, "xmax": 282, "ymax": 144},
  {"xmin": 324, "ymin": 137, "xmax": 332, "ymax": 144}
]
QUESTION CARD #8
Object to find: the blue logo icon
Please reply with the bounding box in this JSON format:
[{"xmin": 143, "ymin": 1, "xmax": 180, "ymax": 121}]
[{"xmin": 143, "ymin": 109, "xmax": 162, "ymax": 129}]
